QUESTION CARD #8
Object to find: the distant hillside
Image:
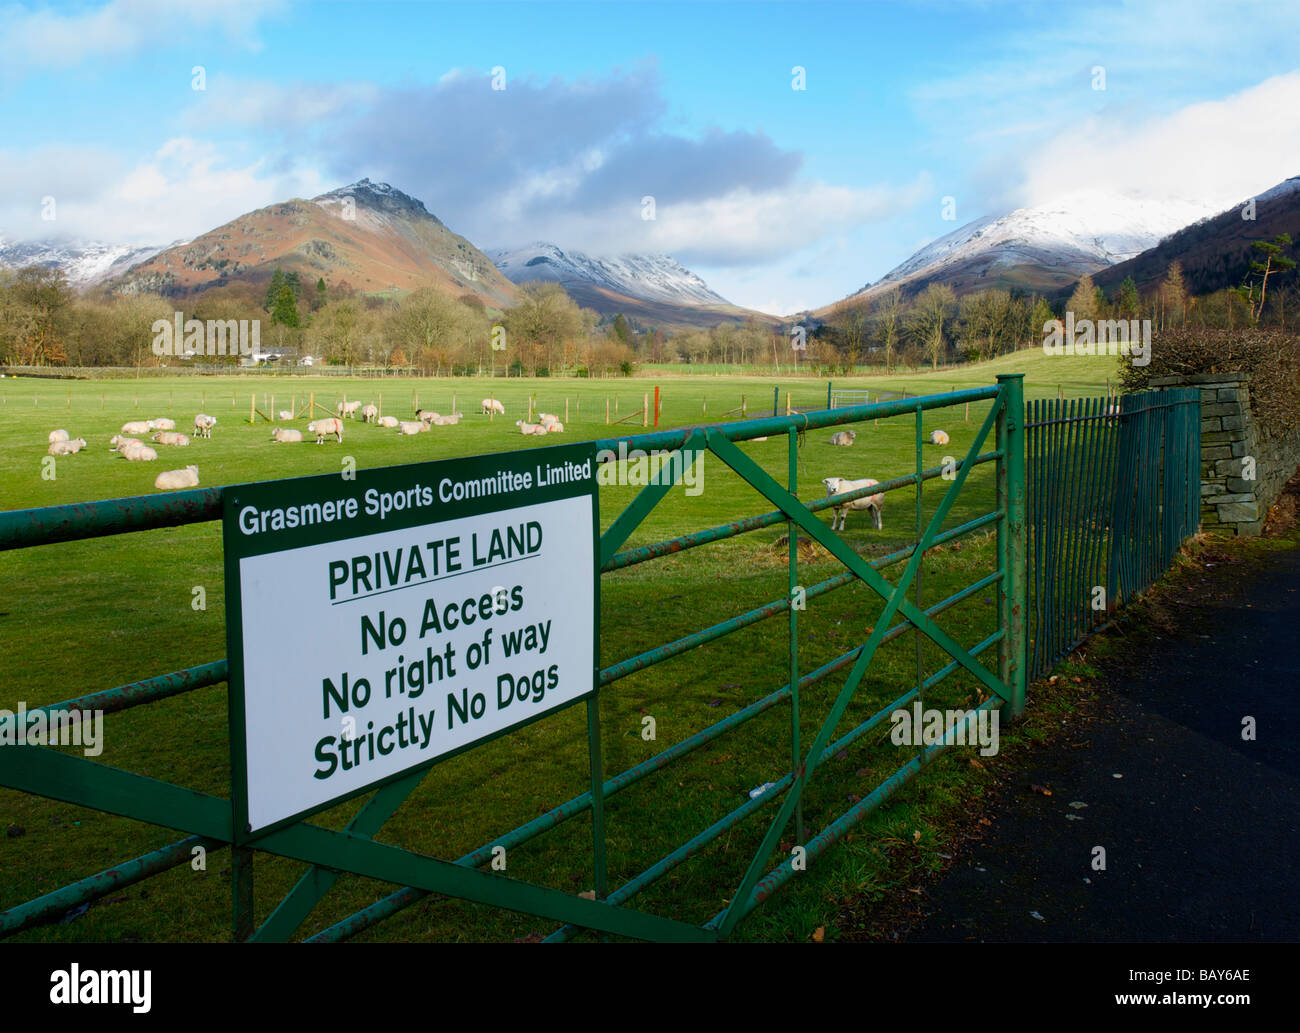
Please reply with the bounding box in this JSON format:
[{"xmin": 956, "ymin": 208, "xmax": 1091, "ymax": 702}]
[
  {"xmin": 0, "ymin": 238, "xmax": 169, "ymax": 287},
  {"xmin": 106, "ymin": 179, "xmax": 516, "ymax": 308},
  {"xmin": 1092, "ymin": 176, "xmax": 1300, "ymax": 298}
]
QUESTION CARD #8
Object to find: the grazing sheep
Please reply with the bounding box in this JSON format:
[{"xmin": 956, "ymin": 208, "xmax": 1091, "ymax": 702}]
[
  {"xmin": 48, "ymin": 437, "xmax": 87, "ymax": 456},
  {"xmin": 929, "ymin": 429, "xmax": 950, "ymax": 446},
  {"xmin": 121, "ymin": 420, "xmax": 152, "ymax": 436},
  {"xmin": 480, "ymin": 398, "xmax": 506, "ymax": 415},
  {"xmin": 361, "ymin": 404, "xmax": 379, "ymax": 423},
  {"xmin": 397, "ymin": 421, "xmax": 426, "ymax": 435},
  {"xmin": 148, "ymin": 418, "xmax": 176, "ymax": 431},
  {"xmin": 377, "ymin": 415, "xmax": 399, "ymax": 428},
  {"xmin": 48, "ymin": 429, "xmax": 70, "ymax": 444},
  {"xmin": 829, "ymin": 430, "xmax": 856, "ymax": 447},
  {"xmin": 822, "ymin": 476, "xmax": 885, "ymax": 532},
  {"xmin": 271, "ymin": 427, "xmax": 304, "ymax": 443},
  {"xmin": 307, "ymin": 418, "xmax": 344, "ymax": 444},
  {"xmin": 154, "ymin": 465, "xmax": 199, "ymax": 491},
  {"xmin": 515, "ymin": 420, "xmax": 548, "ymax": 436},
  {"xmin": 193, "ymin": 414, "xmax": 217, "ymax": 438},
  {"xmin": 545, "ymin": 421, "xmax": 564, "ymax": 433},
  {"xmin": 120, "ymin": 443, "xmax": 158, "ymax": 461},
  {"xmin": 337, "ymin": 400, "xmax": 363, "ymax": 419},
  {"xmin": 152, "ymin": 431, "xmax": 190, "ymax": 446},
  {"xmin": 278, "ymin": 409, "xmax": 295, "ymax": 421}
]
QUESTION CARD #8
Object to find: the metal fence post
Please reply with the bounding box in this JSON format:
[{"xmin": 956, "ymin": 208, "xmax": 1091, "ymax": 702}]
[{"xmin": 996, "ymin": 374, "xmax": 1028, "ymax": 719}]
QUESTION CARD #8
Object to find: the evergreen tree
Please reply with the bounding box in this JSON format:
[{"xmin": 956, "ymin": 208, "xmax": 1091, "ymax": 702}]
[
  {"xmin": 264, "ymin": 268, "xmax": 285, "ymax": 312},
  {"xmin": 315, "ymin": 277, "xmax": 327, "ymax": 310},
  {"xmin": 1119, "ymin": 277, "xmax": 1139, "ymax": 318},
  {"xmin": 271, "ymin": 284, "xmax": 300, "ymax": 328},
  {"xmin": 1234, "ymin": 233, "xmax": 1295, "ymax": 322},
  {"xmin": 285, "ymin": 271, "xmax": 302, "ymax": 302}
]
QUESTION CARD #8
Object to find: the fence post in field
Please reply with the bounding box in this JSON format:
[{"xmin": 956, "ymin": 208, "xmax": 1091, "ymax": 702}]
[
  {"xmin": 643, "ymin": 392, "xmax": 648, "ymax": 427},
  {"xmin": 827, "ymin": 380, "xmax": 832, "ymax": 409},
  {"xmin": 996, "ymin": 373, "xmax": 1028, "ymax": 720}
]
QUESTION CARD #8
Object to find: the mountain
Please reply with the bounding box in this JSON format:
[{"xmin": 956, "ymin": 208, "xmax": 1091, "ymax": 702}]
[
  {"xmin": 106, "ymin": 179, "xmax": 516, "ymax": 307},
  {"xmin": 821, "ymin": 190, "xmax": 1217, "ymax": 313},
  {"xmin": 0, "ymin": 238, "xmax": 168, "ymax": 287},
  {"xmin": 1092, "ymin": 176, "xmax": 1300, "ymax": 298},
  {"xmin": 487, "ymin": 242, "xmax": 771, "ymax": 329}
]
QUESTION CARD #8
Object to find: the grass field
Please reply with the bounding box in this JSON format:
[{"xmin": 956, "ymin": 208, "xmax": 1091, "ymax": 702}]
[{"xmin": 0, "ymin": 348, "xmax": 1122, "ymax": 942}]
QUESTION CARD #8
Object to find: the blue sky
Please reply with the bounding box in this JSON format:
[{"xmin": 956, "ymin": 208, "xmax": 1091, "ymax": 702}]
[{"xmin": 2, "ymin": 0, "xmax": 1299, "ymax": 313}]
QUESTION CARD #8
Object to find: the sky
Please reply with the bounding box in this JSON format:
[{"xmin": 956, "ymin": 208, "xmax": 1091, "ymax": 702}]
[{"xmin": 2, "ymin": 0, "xmax": 1299, "ymax": 314}]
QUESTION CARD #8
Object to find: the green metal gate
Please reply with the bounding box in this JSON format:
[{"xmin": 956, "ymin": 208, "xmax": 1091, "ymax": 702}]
[{"xmin": 3, "ymin": 375, "xmax": 1028, "ymax": 941}]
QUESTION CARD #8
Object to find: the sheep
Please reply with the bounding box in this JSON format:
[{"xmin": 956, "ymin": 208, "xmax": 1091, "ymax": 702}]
[
  {"xmin": 271, "ymin": 427, "xmax": 304, "ymax": 443},
  {"xmin": 110, "ymin": 435, "xmax": 141, "ymax": 452},
  {"xmin": 336, "ymin": 400, "xmax": 363, "ymax": 419},
  {"xmin": 148, "ymin": 418, "xmax": 176, "ymax": 431},
  {"xmin": 538, "ymin": 412, "xmax": 559, "ymax": 426},
  {"xmin": 417, "ymin": 409, "xmax": 440, "ymax": 424},
  {"xmin": 480, "ymin": 398, "xmax": 506, "ymax": 415},
  {"xmin": 154, "ymin": 465, "xmax": 199, "ymax": 491},
  {"xmin": 822, "ymin": 476, "xmax": 885, "ymax": 532},
  {"xmin": 193, "ymin": 414, "xmax": 217, "ymax": 438},
  {"xmin": 121, "ymin": 420, "xmax": 152, "ymax": 436},
  {"xmin": 48, "ymin": 437, "xmax": 87, "ymax": 456},
  {"xmin": 152, "ymin": 431, "xmax": 190, "ymax": 446},
  {"xmin": 307, "ymin": 418, "xmax": 344, "ymax": 444},
  {"xmin": 397, "ymin": 421, "xmax": 426, "ymax": 435},
  {"xmin": 361, "ymin": 404, "xmax": 379, "ymax": 423},
  {"xmin": 278, "ymin": 410, "xmax": 295, "ymax": 421},
  {"xmin": 515, "ymin": 420, "xmax": 548, "ymax": 436},
  {"xmin": 545, "ymin": 421, "xmax": 564, "ymax": 433},
  {"xmin": 829, "ymin": 430, "xmax": 856, "ymax": 447},
  {"xmin": 120, "ymin": 443, "xmax": 158, "ymax": 461},
  {"xmin": 377, "ymin": 415, "xmax": 400, "ymax": 428},
  {"xmin": 48, "ymin": 429, "xmax": 70, "ymax": 444},
  {"xmin": 929, "ymin": 429, "xmax": 950, "ymax": 446}
]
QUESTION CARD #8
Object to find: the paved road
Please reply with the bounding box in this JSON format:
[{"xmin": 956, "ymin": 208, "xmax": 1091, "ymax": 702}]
[{"xmin": 907, "ymin": 543, "xmax": 1300, "ymax": 942}]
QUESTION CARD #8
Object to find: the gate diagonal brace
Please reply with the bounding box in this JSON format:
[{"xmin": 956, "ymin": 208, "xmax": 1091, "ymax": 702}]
[
  {"xmin": 599, "ymin": 428, "xmax": 707, "ymax": 566},
  {"xmin": 704, "ymin": 396, "xmax": 1009, "ymax": 936}
]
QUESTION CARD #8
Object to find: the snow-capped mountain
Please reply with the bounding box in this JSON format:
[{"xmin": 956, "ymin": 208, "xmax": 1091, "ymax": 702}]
[
  {"xmin": 488, "ymin": 242, "xmax": 734, "ymax": 308},
  {"xmin": 843, "ymin": 190, "xmax": 1220, "ymax": 304},
  {"xmin": 0, "ymin": 238, "xmax": 168, "ymax": 287}
]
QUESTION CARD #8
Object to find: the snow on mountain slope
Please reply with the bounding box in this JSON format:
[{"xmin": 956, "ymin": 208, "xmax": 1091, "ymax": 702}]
[
  {"xmin": 853, "ymin": 190, "xmax": 1219, "ymax": 298},
  {"xmin": 0, "ymin": 238, "xmax": 169, "ymax": 287},
  {"xmin": 488, "ymin": 242, "xmax": 734, "ymax": 308}
]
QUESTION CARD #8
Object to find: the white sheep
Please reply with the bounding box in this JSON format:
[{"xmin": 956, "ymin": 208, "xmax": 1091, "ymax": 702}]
[
  {"xmin": 417, "ymin": 409, "xmax": 440, "ymax": 424},
  {"xmin": 308, "ymin": 418, "xmax": 344, "ymax": 443},
  {"xmin": 822, "ymin": 476, "xmax": 885, "ymax": 532},
  {"xmin": 121, "ymin": 443, "xmax": 158, "ymax": 461},
  {"xmin": 48, "ymin": 437, "xmax": 87, "ymax": 456},
  {"xmin": 148, "ymin": 418, "xmax": 176, "ymax": 431},
  {"xmin": 109, "ymin": 435, "xmax": 141, "ymax": 452},
  {"xmin": 121, "ymin": 420, "xmax": 151, "ymax": 436},
  {"xmin": 377, "ymin": 416, "xmax": 399, "ymax": 428},
  {"xmin": 397, "ymin": 421, "xmax": 426, "ymax": 435},
  {"xmin": 361, "ymin": 404, "xmax": 379, "ymax": 423},
  {"xmin": 48, "ymin": 429, "xmax": 70, "ymax": 444},
  {"xmin": 515, "ymin": 420, "xmax": 548, "ymax": 436},
  {"xmin": 829, "ymin": 430, "xmax": 856, "ymax": 446},
  {"xmin": 538, "ymin": 412, "xmax": 559, "ymax": 426},
  {"xmin": 545, "ymin": 421, "xmax": 564, "ymax": 433},
  {"xmin": 152, "ymin": 431, "xmax": 190, "ymax": 446},
  {"xmin": 271, "ymin": 427, "xmax": 304, "ymax": 443},
  {"xmin": 154, "ymin": 465, "xmax": 199, "ymax": 491},
  {"xmin": 929, "ymin": 429, "xmax": 950, "ymax": 446},
  {"xmin": 193, "ymin": 414, "xmax": 217, "ymax": 438},
  {"xmin": 278, "ymin": 409, "xmax": 295, "ymax": 421},
  {"xmin": 337, "ymin": 400, "xmax": 363, "ymax": 419},
  {"xmin": 481, "ymin": 398, "xmax": 506, "ymax": 415}
]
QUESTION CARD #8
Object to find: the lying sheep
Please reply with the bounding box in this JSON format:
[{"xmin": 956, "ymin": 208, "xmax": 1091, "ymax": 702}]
[
  {"xmin": 829, "ymin": 430, "xmax": 856, "ymax": 447},
  {"xmin": 194, "ymin": 414, "xmax": 217, "ymax": 438},
  {"xmin": 337, "ymin": 400, "xmax": 363, "ymax": 419},
  {"xmin": 154, "ymin": 465, "xmax": 199, "ymax": 491},
  {"xmin": 377, "ymin": 415, "xmax": 399, "ymax": 428},
  {"xmin": 538, "ymin": 412, "xmax": 558, "ymax": 426},
  {"xmin": 271, "ymin": 427, "xmax": 304, "ymax": 443},
  {"xmin": 152, "ymin": 431, "xmax": 190, "ymax": 446},
  {"xmin": 929, "ymin": 429, "xmax": 950, "ymax": 446},
  {"xmin": 516, "ymin": 420, "xmax": 548, "ymax": 436},
  {"xmin": 361, "ymin": 404, "xmax": 379, "ymax": 423},
  {"xmin": 822, "ymin": 476, "xmax": 885, "ymax": 532},
  {"xmin": 278, "ymin": 409, "xmax": 295, "ymax": 421},
  {"xmin": 481, "ymin": 398, "xmax": 506, "ymax": 415},
  {"xmin": 110, "ymin": 435, "xmax": 141, "ymax": 452},
  {"xmin": 545, "ymin": 421, "xmax": 564, "ymax": 433},
  {"xmin": 48, "ymin": 437, "xmax": 87, "ymax": 456},
  {"xmin": 417, "ymin": 409, "xmax": 440, "ymax": 424},
  {"xmin": 397, "ymin": 421, "xmax": 426, "ymax": 435},
  {"xmin": 148, "ymin": 418, "xmax": 176, "ymax": 431},
  {"xmin": 121, "ymin": 443, "xmax": 158, "ymax": 461},
  {"xmin": 121, "ymin": 420, "xmax": 152, "ymax": 436},
  {"xmin": 48, "ymin": 429, "xmax": 70, "ymax": 444},
  {"xmin": 308, "ymin": 418, "xmax": 344, "ymax": 444}
]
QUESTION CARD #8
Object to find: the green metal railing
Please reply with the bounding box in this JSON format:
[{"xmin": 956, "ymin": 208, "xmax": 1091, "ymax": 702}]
[{"xmin": 0, "ymin": 372, "xmax": 1081, "ymax": 942}]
